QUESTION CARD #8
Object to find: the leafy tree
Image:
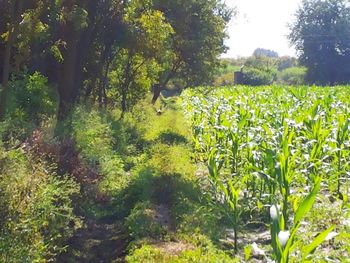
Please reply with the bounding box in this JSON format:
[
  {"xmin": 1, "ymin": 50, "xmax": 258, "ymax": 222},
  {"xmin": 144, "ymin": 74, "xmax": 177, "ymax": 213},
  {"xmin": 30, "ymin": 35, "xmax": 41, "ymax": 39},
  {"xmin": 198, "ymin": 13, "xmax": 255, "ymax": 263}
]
[
  {"xmin": 109, "ymin": 0, "xmax": 173, "ymax": 114},
  {"xmin": 245, "ymin": 55, "xmax": 278, "ymax": 73},
  {"xmin": 0, "ymin": 0, "xmax": 232, "ymax": 120},
  {"xmin": 277, "ymin": 67, "xmax": 307, "ymax": 85},
  {"xmin": 0, "ymin": 0, "xmax": 24, "ymax": 120},
  {"xmin": 289, "ymin": 0, "xmax": 350, "ymax": 84},
  {"xmin": 253, "ymin": 48, "xmax": 279, "ymax": 58},
  {"xmin": 277, "ymin": 56, "xmax": 298, "ymax": 71},
  {"xmin": 151, "ymin": 0, "xmax": 232, "ymax": 103},
  {"xmin": 242, "ymin": 68, "xmax": 275, "ymax": 86}
]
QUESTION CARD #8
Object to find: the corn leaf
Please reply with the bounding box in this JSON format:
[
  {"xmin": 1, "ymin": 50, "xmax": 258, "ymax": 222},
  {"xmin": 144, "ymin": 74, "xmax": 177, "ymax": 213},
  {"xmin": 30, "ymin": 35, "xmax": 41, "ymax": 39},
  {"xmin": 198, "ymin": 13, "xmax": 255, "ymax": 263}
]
[
  {"xmin": 301, "ymin": 226, "xmax": 334, "ymax": 262},
  {"xmin": 294, "ymin": 177, "xmax": 321, "ymax": 224}
]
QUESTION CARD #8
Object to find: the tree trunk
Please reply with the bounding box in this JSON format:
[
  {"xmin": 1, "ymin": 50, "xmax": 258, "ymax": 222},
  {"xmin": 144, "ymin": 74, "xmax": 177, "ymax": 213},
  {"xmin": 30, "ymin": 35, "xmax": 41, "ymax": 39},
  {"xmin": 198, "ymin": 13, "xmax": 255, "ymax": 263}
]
[
  {"xmin": 120, "ymin": 53, "xmax": 132, "ymax": 116},
  {"xmin": 151, "ymin": 70, "xmax": 175, "ymax": 104},
  {"xmin": 73, "ymin": 1, "xmax": 97, "ymax": 103},
  {"xmin": 151, "ymin": 84, "xmax": 162, "ymax": 105},
  {"xmin": 57, "ymin": 27, "xmax": 80, "ymax": 120},
  {"xmin": 0, "ymin": 0, "xmax": 23, "ymax": 121},
  {"xmin": 151, "ymin": 62, "xmax": 180, "ymax": 105},
  {"xmin": 121, "ymin": 88, "xmax": 127, "ymax": 114},
  {"xmin": 101, "ymin": 60, "xmax": 111, "ymax": 108}
]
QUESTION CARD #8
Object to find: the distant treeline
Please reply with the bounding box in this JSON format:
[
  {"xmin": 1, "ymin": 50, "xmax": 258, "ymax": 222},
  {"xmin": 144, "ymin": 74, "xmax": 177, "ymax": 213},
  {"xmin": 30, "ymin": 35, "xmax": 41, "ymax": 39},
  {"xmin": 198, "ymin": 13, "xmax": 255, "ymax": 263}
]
[
  {"xmin": 215, "ymin": 51, "xmax": 306, "ymax": 86},
  {"xmin": 216, "ymin": 0, "xmax": 350, "ymax": 87}
]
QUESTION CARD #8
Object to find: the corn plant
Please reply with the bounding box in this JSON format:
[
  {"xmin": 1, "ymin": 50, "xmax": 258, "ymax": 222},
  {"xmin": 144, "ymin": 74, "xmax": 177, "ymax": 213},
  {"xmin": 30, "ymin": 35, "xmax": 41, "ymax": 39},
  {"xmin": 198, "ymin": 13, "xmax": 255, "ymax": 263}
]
[
  {"xmin": 334, "ymin": 114, "xmax": 349, "ymax": 196},
  {"xmin": 208, "ymin": 149, "xmax": 241, "ymax": 253},
  {"xmin": 270, "ymin": 177, "xmax": 333, "ymax": 263},
  {"xmin": 182, "ymin": 85, "xmax": 350, "ymax": 261}
]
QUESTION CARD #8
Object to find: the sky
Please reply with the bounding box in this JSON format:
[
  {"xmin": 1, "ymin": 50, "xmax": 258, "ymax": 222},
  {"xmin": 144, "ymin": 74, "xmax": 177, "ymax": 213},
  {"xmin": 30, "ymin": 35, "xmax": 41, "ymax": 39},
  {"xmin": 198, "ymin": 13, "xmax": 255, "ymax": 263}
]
[{"xmin": 223, "ymin": 0, "xmax": 302, "ymax": 58}]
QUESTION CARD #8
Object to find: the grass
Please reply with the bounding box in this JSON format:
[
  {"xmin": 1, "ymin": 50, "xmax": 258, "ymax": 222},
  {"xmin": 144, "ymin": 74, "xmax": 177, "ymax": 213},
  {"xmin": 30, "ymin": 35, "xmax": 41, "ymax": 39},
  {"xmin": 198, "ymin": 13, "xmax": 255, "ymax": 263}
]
[{"xmin": 50, "ymin": 97, "xmax": 233, "ymax": 261}]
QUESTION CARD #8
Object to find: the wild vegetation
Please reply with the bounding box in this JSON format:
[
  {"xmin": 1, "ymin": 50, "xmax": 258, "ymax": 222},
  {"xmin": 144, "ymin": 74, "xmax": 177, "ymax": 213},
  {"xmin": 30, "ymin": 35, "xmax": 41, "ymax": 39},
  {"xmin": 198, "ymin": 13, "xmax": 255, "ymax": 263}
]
[
  {"xmin": 1, "ymin": 0, "xmax": 350, "ymax": 262},
  {"xmin": 0, "ymin": 0, "xmax": 231, "ymax": 120}
]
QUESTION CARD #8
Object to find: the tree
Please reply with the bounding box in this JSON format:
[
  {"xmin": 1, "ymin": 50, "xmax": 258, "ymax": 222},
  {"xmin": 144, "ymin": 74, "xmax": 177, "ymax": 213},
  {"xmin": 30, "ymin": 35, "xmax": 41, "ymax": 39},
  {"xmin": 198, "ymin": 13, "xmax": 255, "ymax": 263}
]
[
  {"xmin": 0, "ymin": 0, "xmax": 24, "ymax": 120},
  {"xmin": 289, "ymin": 0, "xmax": 350, "ymax": 85},
  {"xmin": 0, "ymin": 0, "xmax": 232, "ymax": 120},
  {"xmin": 277, "ymin": 56, "xmax": 298, "ymax": 71},
  {"xmin": 253, "ymin": 48, "xmax": 279, "ymax": 58},
  {"xmin": 109, "ymin": 0, "xmax": 173, "ymax": 115},
  {"xmin": 245, "ymin": 55, "xmax": 278, "ymax": 73},
  {"xmin": 151, "ymin": 0, "xmax": 232, "ymax": 103}
]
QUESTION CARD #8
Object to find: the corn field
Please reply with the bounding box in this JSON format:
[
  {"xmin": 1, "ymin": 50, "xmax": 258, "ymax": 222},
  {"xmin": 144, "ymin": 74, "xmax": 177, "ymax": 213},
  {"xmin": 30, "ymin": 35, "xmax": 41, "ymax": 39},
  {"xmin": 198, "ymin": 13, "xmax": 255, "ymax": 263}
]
[{"xmin": 182, "ymin": 86, "xmax": 350, "ymax": 262}]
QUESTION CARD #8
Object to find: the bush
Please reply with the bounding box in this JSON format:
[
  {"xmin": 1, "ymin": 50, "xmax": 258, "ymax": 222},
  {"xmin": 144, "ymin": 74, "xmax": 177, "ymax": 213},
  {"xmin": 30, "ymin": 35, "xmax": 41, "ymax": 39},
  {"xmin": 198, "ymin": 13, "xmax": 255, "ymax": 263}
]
[
  {"xmin": 7, "ymin": 72, "xmax": 56, "ymax": 122},
  {"xmin": 72, "ymin": 107, "xmax": 115, "ymax": 164},
  {"xmin": 0, "ymin": 147, "xmax": 80, "ymax": 262},
  {"xmin": 214, "ymin": 72, "xmax": 235, "ymax": 86},
  {"xmin": 175, "ymin": 202, "xmax": 226, "ymax": 242},
  {"xmin": 126, "ymin": 234, "xmax": 238, "ymax": 263},
  {"xmin": 1, "ymin": 72, "xmax": 56, "ymax": 144},
  {"xmin": 277, "ymin": 67, "xmax": 306, "ymax": 85},
  {"xmin": 125, "ymin": 201, "xmax": 167, "ymax": 240},
  {"xmin": 71, "ymin": 107, "xmax": 127, "ymax": 193},
  {"xmin": 242, "ymin": 68, "xmax": 276, "ymax": 86}
]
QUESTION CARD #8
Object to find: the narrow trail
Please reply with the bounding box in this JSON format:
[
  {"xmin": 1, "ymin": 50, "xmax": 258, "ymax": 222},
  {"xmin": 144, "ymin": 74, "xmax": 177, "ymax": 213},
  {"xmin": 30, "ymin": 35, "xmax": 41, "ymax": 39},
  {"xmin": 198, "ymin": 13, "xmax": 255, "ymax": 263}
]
[
  {"xmin": 58, "ymin": 215, "xmax": 128, "ymax": 263},
  {"xmin": 58, "ymin": 106, "xmax": 190, "ymax": 262}
]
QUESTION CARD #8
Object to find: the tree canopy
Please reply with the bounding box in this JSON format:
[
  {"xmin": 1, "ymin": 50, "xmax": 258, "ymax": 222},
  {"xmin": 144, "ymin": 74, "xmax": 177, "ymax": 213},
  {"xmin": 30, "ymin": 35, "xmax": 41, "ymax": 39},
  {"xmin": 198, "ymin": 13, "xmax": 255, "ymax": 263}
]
[
  {"xmin": 289, "ymin": 0, "xmax": 350, "ymax": 85},
  {"xmin": 253, "ymin": 48, "xmax": 279, "ymax": 58},
  {"xmin": 0, "ymin": 0, "xmax": 232, "ymax": 120}
]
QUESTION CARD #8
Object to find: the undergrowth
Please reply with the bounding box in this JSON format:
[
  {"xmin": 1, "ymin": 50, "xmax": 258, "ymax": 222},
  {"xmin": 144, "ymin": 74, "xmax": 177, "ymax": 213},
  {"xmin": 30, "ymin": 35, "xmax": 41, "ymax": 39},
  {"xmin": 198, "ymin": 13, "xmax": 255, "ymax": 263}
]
[{"xmin": 1, "ymin": 93, "xmax": 235, "ymax": 262}]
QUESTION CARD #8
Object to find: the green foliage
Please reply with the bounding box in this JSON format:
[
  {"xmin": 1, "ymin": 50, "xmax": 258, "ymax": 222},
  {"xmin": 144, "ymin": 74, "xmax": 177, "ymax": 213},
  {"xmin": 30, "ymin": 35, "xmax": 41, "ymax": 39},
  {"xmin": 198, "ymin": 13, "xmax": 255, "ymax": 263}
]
[
  {"xmin": 1, "ymin": 0, "xmax": 231, "ymax": 119},
  {"xmin": 71, "ymin": 107, "xmax": 126, "ymax": 193},
  {"xmin": 242, "ymin": 68, "xmax": 276, "ymax": 86},
  {"xmin": 214, "ymin": 72, "xmax": 235, "ymax": 86},
  {"xmin": 289, "ymin": 0, "xmax": 350, "ymax": 84},
  {"xmin": 148, "ymin": 143, "xmax": 196, "ymax": 178},
  {"xmin": 72, "ymin": 107, "xmax": 114, "ymax": 163},
  {"xmin": 277, "ymin": 67, "xmax": 307, "ymax": 85},
  {"xmin": 270, "ymin": 178, "xmax": 330, "ymax": 263},
  {"xmin": 152, "ymin": 0, "xmax": 233, "ymax": 88},
  {"xmin": 208, "ymin": 149, "xmax": 242, "ymax": 252},
  {"xmin": 277, "ymin": 56, "xmax": 298, "ymax": 71},
  {"xmin": 108, "ymin": 49, "xmax": 161, "ymax": 112},
  {"xmin": 183, "ymin": 85, "xmax": 350, "ymax": 261},
  {"xmin": 7, "ymin": 72, "xmax": 56, "ymax": 122},
  {"xmin": 125, "ymin": 201, "xmax": 167, "ymax": 240},
  {"xmin": 0, "ymin": 147, "xmax": 80, "ymax": 262},
  {"xmin": 126, "ymin": 234, "xmax": 238, "ymax": 263},
  {"xmin": 215, "ymin": 56, "xmax": 302, "ymax": 87},
  {"xmin": 176, "ymin": 203, "xmax": 225, "ymax": 242},
  {"xmin": 60, "ymin": 4, "xmax": 89, "ymax": 31}
]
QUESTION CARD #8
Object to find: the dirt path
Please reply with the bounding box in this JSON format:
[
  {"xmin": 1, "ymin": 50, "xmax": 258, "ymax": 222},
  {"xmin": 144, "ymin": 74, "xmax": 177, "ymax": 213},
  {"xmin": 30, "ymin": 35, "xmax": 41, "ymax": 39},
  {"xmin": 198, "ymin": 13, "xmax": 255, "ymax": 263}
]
[{"xmin": 58, "ymin": 216, "xmax": 128, "ymax": 263}]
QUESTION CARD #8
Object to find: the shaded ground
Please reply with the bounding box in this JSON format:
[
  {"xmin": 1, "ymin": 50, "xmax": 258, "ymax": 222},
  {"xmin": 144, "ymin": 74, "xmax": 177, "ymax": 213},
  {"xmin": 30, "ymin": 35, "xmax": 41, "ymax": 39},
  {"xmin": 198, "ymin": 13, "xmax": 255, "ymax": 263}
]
[{"xmin": 58, "ymin": 216, "xmax": 128, "ymax": 263}]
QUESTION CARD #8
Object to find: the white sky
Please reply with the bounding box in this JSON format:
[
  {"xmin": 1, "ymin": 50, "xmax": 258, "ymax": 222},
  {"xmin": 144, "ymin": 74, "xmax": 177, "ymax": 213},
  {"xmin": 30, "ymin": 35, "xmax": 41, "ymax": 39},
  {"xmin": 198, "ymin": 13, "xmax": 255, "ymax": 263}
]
[{"xmin": 223, "ymin": 0, "xmax": 302, "ymax": 58}]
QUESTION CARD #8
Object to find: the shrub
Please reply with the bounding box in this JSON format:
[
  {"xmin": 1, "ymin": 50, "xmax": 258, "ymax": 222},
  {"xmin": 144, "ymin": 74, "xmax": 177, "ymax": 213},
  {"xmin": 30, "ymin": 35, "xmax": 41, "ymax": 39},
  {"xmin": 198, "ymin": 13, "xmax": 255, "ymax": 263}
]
[
  {"xmin": 125, "ymin": 201, "xmax": 167, "ymax": 240},
  {"xmin": 72, "ymin": 107, "xmax": 114, "ymax": 164},
  {"xmin": 71, "ymin": 107, "xmax": 127, "ymax": 193},
  {"xmin": 242, "ymin": 68, "xmax": 276, "ymax": 86},
  {"xmin": 7, "ymin": 72, "xmax": 56, "ymax": 122},
  {"xmin": 175, "ymin": 202, "xmax": 226, "ymax": 242},
  {"xmin": 277, "ymin": 67, "xmax": 306, "ymax": 85},
  {"xmin": 0, "ymin": 147, "xmax": 80, "ymax": 262},
  {"xmin": 214, "ymin": 72, "xmax": 235, "ymax": 86}
]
